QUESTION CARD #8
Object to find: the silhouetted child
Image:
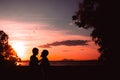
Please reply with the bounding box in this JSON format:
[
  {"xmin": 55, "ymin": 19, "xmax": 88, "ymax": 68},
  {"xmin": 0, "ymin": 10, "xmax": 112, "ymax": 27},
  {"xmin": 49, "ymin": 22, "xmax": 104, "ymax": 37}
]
[
  {"xmin": 29, "ymin": 47, "xmax": 39, "ymax": 68},
  {"xmin": 39, "ymin": 49, "xmax": 50, "ymax": 80},
  {"xmin": 29, "ymin": 47, "xmax": 39, "ymax": 80}
]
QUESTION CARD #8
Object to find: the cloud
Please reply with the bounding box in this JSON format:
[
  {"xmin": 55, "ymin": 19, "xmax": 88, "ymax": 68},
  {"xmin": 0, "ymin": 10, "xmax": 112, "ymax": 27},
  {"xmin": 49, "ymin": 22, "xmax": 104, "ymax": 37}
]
[{"xmin": 39, "ymin": 40, "xmax": 90, "ymax": 48}]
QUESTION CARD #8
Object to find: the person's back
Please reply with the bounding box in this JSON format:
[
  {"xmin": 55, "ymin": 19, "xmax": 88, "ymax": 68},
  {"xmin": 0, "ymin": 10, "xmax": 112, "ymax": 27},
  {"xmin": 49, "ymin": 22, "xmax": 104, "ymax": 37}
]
[
  {"xmin": 29, "ymin": 47, "xmax": 40, "ymax": 80},
  {"xmin": 30, "ymin": 55, "xmax": 38, "ymax": 67},
  {"xmin": 40, "ymin": 50, "xmax": 50, "ymax": 69},
  {"xmin": 29, "ymin": 47, "xmax": 39, "ymax": 67},
  {"xmin": 40, "ymin": 57, "xmax": 50, "ymax": 69},
  {"xmin": 39, "ymin": 49, "xmax": 50, "ymax": 80}
]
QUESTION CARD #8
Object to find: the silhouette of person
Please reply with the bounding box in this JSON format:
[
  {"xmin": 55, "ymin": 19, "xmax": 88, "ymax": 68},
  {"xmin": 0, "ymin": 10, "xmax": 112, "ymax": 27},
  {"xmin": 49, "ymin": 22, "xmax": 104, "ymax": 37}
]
[
  {"xmin": 39, "ymin": 49, "xmax": 50, "ymax": 80},
  {"xmin": 29, "ymin": 48, "xmax": 40, "ymax": 80},
  {"xmin": 29, "ymin": 47, "xmax": 39, "ymax": 68}
]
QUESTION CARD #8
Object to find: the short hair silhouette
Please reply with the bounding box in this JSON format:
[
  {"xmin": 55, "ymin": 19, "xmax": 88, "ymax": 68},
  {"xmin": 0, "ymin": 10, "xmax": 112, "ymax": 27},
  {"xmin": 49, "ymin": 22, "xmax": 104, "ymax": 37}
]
[
  {"xmin": 40, "ymin": 49, "xmax": 50, "ymax": 80},
  {"xmin": 32, "ymin": 47, "xmax": 39, "ymax": 55},
  {"xmin": 41, "ymin": 49, "xmax": 49, "ymax": 57},
  {"xmin": 29, "ymin": 47, "xmax": 39, "ymax": 67}
]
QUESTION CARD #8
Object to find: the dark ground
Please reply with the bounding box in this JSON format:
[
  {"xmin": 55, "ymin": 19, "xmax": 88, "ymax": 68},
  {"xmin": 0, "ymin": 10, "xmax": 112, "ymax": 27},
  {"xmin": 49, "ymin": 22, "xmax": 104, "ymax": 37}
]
[{"xmin": 0, "ymin": 65, "xmax": 119, "ymax": 80}]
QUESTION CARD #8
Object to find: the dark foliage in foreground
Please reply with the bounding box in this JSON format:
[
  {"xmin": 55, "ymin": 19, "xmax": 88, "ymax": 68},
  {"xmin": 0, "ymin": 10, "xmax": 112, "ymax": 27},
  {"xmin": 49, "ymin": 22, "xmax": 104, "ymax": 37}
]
[
  {"xmin": 72, "ymin": 0, "xmax": 119, "ymax": 65},
  {"xmin": 0, "ymin": 30, "xmax": 21, "ymax": 67}
]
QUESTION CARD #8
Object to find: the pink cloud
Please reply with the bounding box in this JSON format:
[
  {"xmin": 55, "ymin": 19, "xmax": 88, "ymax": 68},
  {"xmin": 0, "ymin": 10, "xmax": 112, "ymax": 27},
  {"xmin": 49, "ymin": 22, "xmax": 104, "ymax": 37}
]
[{"xmin": 0, "ymin": 19, "xmax": 99, "ymax": 60}]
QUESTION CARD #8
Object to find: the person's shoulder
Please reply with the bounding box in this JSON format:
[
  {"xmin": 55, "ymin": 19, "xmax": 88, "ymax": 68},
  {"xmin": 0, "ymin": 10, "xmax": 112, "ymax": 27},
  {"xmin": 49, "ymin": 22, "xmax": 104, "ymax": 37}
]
[
  {"xmin": 30, "ymin": 55, "xmax": 33, "ymax": 57},
  {"xmin": 30, "ymin": 55, "xmax": 34, "ymax": 59}
]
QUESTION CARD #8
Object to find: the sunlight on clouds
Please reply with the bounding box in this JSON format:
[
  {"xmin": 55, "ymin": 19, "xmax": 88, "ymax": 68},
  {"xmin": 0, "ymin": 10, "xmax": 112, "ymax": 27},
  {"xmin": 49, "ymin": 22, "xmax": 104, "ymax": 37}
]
[
  {"xmin": 12, "ymin": 41, "xmax": 25, "ymax": 59},
  {"xmin": 47, "ymin": 45, "xmax": 99, "ymax": 61},
  {"xmin": 0, "ymin": 20, "xmax": 99, "ymax": 60}
]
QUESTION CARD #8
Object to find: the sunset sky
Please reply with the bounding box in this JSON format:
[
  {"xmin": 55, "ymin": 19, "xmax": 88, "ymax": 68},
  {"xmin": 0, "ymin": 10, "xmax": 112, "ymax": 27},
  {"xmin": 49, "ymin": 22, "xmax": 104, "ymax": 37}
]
[{"xmin": 0, "ymin": 0, "xmax": 99, "ymax": 61}]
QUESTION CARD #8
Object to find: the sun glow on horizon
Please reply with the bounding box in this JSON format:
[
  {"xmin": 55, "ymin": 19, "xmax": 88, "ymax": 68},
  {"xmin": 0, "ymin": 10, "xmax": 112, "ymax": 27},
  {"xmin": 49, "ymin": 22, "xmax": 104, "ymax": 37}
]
[
  {"xmin": 0, "ymin": 20, "xmax": 99, "ymax": 61},
  {"xmin": 12, "ymin": 41, "xmax": 25, "ymax": 59}
]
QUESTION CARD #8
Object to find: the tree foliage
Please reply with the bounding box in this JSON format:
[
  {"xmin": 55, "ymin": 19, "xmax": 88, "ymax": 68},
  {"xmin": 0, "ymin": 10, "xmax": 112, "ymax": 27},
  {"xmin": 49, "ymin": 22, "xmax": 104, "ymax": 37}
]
[
  {"xmin": 72, "ymin": 0, "xmax": 118, "ymax": 64},
  {"xmin": 0, "ymin": 30, "xmax": 20, "ymax": 67}
]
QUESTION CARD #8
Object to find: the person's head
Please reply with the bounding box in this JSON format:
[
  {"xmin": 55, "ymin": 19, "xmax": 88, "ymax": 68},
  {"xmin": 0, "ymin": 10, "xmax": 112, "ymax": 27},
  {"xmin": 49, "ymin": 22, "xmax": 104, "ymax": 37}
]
[
  {"xmin": 32, "ymin": 47, "xmax": 39, "ymax": 56},
  {"xmin": 41, "ymin": 49, "xmax": 49, "ymax": 57}
]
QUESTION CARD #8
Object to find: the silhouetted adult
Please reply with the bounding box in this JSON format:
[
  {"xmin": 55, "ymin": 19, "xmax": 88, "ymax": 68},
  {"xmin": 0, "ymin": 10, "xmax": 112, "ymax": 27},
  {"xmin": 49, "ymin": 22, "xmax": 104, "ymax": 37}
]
[
  {"xmin": 29, "ymin": 47, "xmax": 39, "ymax": 68},
  {"xmin": 39, "ymin": 49, "xmax": 50, "ymax": 80}
]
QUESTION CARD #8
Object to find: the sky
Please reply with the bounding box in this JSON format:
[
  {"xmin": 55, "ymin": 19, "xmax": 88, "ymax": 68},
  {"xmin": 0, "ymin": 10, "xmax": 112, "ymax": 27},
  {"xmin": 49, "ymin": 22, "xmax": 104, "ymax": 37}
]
[{"xmin": 0, "ymin": 0, "xmax": 99, "ymax": 61}]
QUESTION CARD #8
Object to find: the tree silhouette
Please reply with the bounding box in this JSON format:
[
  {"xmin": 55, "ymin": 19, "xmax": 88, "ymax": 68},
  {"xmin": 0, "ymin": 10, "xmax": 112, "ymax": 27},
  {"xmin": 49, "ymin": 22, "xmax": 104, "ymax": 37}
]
[
  {"xmin": 72, "ymin": 0, "xmax": 118, "ymax": 65},
  {"xmin": 0, "ymin": 30, "xmax": 20, "ymax": 67}
]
